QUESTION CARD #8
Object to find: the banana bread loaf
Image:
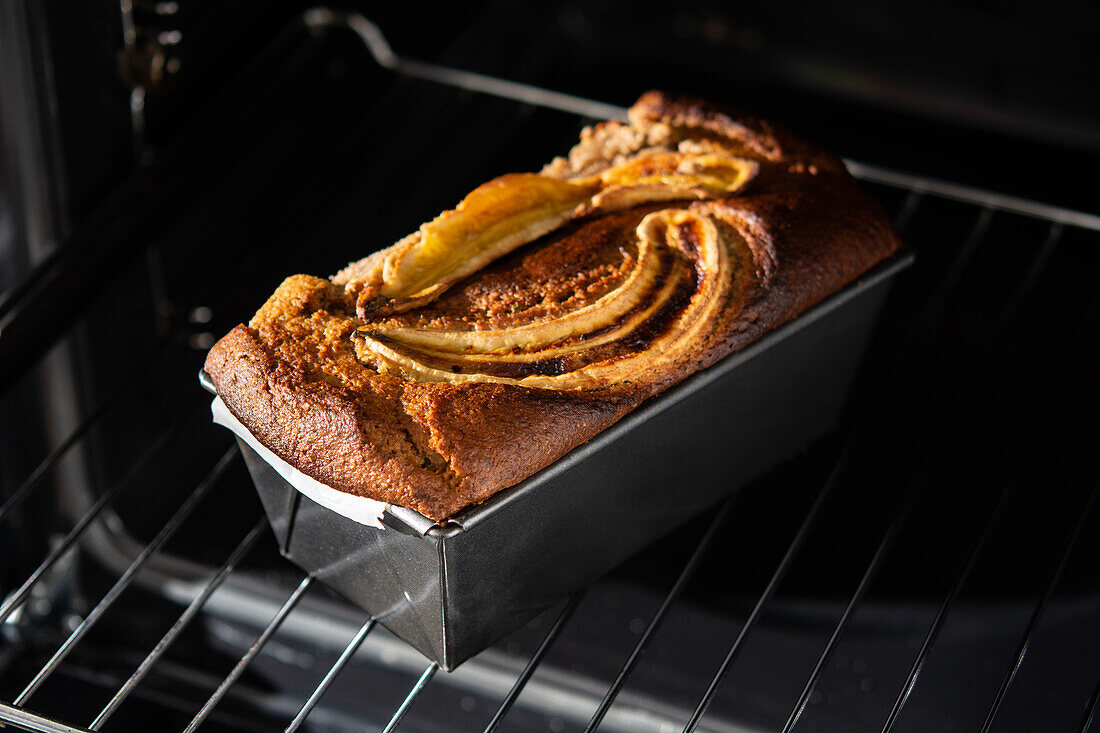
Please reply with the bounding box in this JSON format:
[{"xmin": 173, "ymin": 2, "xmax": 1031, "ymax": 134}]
[{"xmin": 204, "ymin": 91, "xmax": 901, "ymax": 521}]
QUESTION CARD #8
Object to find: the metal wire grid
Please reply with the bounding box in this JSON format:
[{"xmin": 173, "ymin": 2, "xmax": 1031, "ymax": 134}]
[{"xmin": 3, "ymin": 18, "xmax": 1100, "ymax": 732}]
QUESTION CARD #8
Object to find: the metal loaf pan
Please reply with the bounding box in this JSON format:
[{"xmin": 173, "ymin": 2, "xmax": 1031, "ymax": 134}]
[{"xmin": 200, "ymin": 253, "xmax": 911, "ymax": 670}]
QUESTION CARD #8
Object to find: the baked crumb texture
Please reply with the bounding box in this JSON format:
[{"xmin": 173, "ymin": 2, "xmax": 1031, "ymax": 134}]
[{"xmin": 206, "ymin": 91, "xmax": 901, "ymax": 520}]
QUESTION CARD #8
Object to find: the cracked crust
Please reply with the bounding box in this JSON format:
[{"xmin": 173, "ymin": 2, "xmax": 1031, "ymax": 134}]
[{"xmin": 205, "ymin": 91, "xmax": 901, "ymax": 520}]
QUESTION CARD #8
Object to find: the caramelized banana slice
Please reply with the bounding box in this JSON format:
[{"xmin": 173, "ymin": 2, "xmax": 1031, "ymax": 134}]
[
  {"xmin": 362, "ymin": 233, "xmax": 665, "ymax": 355},
  {"xmin": 359, "ymin": 174, "xmax": 598, "ymax": 315},
  {"xmin": 395, "ymin": 266, "xmax": 687, "ymax": 366},
  {"xmin": 595, "ymin": 152, "xmax": 756, "ymax": 195},
  {"xmin": 355, "ymin": 153, "xmax": 756, "ymax": 317},
  {"xmin": 353, "ymin": 208, "xmax": 736, "ymax": 389},
  {"xmin": 588, "ymin": 154, "xmax": 757, "ymax": 213}
]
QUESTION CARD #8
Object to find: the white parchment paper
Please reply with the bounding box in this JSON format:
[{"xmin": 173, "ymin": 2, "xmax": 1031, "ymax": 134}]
[{"xmin": 210, "ymin": 397, "xmax": 388, "ymax": 529}]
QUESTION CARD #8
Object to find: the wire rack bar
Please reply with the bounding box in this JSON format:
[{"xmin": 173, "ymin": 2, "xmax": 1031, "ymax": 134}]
[
  {"xmin": 923, "ymin": 206, "xmax": 994, "ymax": 318},
  {"xmin": 307, "ymin": 6, "xmax": 1100, "ymax": 232},
  {"xmin": 843, "ymin": 160, "xmax": 1100, "ymax": 232},
  {"xmin": 880, "ymin": 482, "xmax": 1013, "ymax": 732},
  {"xmin": 682, "ymin": 456, "xmax": 844, "ymax": 733},
  {"xmin": 483, "ymin": 591, "xmax": 586, "ymax": 733},
  {"xmin": 0, "ymin": 424, "xmax": 177, "ymax": 627},
  {"xmin": 0, "ymin": 702, "xmax": 94, "ymax": 733},
  {"xmin": 300, "ymin": 7, "xmax": 1100, "ymax": 234},
  {"xmin": 1082, "ymin": 674, "xmax": 1100, "ymax": 733},
  {"xmin": 891, "ymin": 190, "xmax": 924, "ymax": 235},
  {"xmin": 968, "ymin": 221, "xmax": 1066, "ymax": 373},
  {"xmin": 283, "ymin": 617, "xmax": 376, "ymax": 733},
  {"xmin": 0, "ymin": 377, "xmax": 133, "ymax": 526},
  {"xmin": 380, "ymin": 662, "xmax": 439, "ymax": 733},
  {"xmin": 13, "ymin": 447, "xmax": 238, "ymax": 706},
  {"xmin": 583, "ymin": 497, "xmax": 736, "ymax": 732},
  {"xmin": 302, "ymin": 8, "xmax": 627, "ymax": 122},
  {"xmin": 781, "ymin": 493, "xmax": 916, "ymax": 733},
  {"xmin": 0, "ymin": 341, "xmax": 166, "ymax": 527},
  {"xmin": 885, "ymin": 214, "xmax": 1091, "ymax": 731},
  {"xmin": 0, "ymin": 335, "xmax": 170, "ymax": 523},
  {"xmin": 182, "ymin": 574, "xmax": 314, "ymax": 733},
  {"xmin": 978, "ymin": 482, "xmax": 1098, "ymax": 733},
  {"xmin": 1008, "ymin": 222, "xmax": 1064, "ymax": 315},
  {"xmin": 90, "ymin": 517, "xmax": 269, "ymax": 730}
]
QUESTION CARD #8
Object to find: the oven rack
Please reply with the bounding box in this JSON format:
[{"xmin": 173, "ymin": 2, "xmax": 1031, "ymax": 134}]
[{"xmin": 3, "ymin": 10, "xmax": 1100, "ymax": 732}]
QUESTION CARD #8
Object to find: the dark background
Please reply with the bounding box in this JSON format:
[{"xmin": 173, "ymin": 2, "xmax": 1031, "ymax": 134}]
[{"xmin": 27, "ymin": 0, "xmax": 1100, "ymax": 229}]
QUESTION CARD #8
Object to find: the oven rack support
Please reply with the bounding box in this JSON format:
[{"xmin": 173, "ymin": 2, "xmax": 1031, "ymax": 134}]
[
  {"xmin": 4, "ymin": 9, "xmax": 1100, "ymax": 732},
  {"xmin": 301, "ymin": 7, "xmax": 1100, "ymax": 235}
]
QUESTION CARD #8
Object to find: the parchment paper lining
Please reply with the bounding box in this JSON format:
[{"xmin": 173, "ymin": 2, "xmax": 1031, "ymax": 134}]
[{"xmin": 210, "ymin": 397, "xmax": 388, "ymax": 529}]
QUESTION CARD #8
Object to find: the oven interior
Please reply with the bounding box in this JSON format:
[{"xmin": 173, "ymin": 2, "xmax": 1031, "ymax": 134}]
[{"xmin": 2, "ymin": 3, "xmax": 1100, "ymax": 732}]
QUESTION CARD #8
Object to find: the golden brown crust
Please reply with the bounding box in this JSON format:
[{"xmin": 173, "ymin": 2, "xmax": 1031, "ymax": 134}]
[{"xmin": 205, "ymin": 91, "xmax": 901, "ymax": 520}]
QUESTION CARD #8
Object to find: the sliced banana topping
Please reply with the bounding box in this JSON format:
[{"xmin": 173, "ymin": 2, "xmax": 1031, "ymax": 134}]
[
  {"xmin": 360, "ymin": 174, "xmax": 598, "ymax": 315},
  {"xmin": 594, "ymin": 152, "xmax": 755, "ymax": 199},
  {"xmin": 355, "ymin": 152, "xmax": 756, "ymax": 317},
  {"xmin": 353, "ymin": 208, "xmax": 739, "ymax": 390}
]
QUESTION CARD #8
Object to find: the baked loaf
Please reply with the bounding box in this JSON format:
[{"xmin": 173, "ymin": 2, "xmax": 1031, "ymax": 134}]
[{"xmin": 205, "ymin": 91, "xmax": 901, "ymax": 520}]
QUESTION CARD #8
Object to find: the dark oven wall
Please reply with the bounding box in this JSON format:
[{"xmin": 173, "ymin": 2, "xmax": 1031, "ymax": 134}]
[
  {"xmin": 421, "ymin": 0, "xmax": 1100, "ymax": 214},
  {"xmin": 15, "ymin": 0, "xmax": 1100, "ymax": 242}
]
